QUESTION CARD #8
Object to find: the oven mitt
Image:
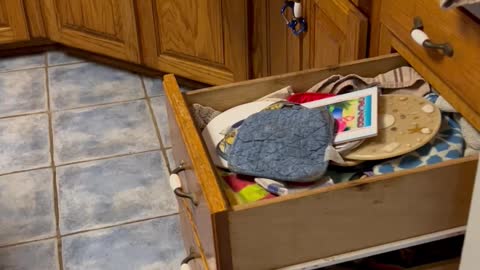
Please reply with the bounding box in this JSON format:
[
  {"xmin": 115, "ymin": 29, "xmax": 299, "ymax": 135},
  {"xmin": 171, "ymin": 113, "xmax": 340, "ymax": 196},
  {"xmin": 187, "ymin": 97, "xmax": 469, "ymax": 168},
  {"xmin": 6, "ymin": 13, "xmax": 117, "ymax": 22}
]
[
  {"xmin": 216, "ymin": 102, "xmax": 291, "ymax": 161},
  {"xmin": 225, "ymin": 103, "xmax": 338, "ymax": 182}
]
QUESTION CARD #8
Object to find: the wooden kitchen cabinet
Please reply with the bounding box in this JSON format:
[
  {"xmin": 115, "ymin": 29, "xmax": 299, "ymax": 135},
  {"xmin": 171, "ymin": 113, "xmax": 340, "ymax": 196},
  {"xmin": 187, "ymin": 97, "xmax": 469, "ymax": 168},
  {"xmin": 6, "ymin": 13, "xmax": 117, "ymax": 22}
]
[
  {"xmin": 42, "ymin": 0, "xmax": 140, "ymax": 63},
  {"xmin": 137, "ymin": 0, "xmax": 249, "ymax": 86},
  {"xmin": 251, "ymin": 0, "xmax": 370, "ymax": 78},
  {"xmin": 0, "ymin": 0, "xmax": 29, "ymax": 44},
  {"xmin": 0, "ymin": 0, "xmax": 373, "ymax": 85},
  {"xmin": 303, "ymin": 0, "xmax": 368, "ymax": 69},
  {"xmin": 250, "ymin": 0, "xmax": 305, "ymax": 78}
]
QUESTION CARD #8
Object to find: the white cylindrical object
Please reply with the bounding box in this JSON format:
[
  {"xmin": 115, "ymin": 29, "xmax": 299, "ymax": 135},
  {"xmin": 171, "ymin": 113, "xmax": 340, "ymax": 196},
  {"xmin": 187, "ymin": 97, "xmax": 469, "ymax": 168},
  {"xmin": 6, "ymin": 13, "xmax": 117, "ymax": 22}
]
[
  {"xmin": 294, "ymin": 2, "xmax": 302, "ymax": 18},
  {"xmin": 169, "ymin": 174, "xmax": 182, "ymax": 190},
  {"xmin": 411, "ymin": 29, "xmax": 429, "ymax": 46},
  {"xmin": 180, "ymin": 263, "xmax": 191, "ymax": 270}
]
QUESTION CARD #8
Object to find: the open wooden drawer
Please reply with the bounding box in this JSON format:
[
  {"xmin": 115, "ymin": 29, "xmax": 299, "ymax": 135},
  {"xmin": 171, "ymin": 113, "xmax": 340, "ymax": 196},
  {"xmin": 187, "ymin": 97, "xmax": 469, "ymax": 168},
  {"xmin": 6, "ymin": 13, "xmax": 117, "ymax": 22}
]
[{"xmin": 164, "ymin": 54, "xmax": 478, "ymax": 270}]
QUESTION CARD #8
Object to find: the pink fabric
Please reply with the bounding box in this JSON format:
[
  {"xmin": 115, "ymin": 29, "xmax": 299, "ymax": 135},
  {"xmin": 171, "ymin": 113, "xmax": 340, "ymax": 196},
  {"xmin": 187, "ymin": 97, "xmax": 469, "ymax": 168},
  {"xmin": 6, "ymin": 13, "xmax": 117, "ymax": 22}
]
[
  {"xmin": 223, "ymin": 174, "xmax": 254, "ymax": 192},
  {"xmin": 287, "ymin": 93, "xmax": 335, "ymax": 104}
]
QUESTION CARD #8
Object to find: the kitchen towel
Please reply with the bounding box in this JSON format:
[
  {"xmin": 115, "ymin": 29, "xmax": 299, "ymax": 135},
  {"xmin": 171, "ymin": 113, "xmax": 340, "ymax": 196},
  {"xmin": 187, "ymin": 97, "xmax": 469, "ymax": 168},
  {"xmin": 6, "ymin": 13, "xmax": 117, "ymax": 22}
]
[
  {"xmin": 441, "ymin": 0, "xmax": 480, "ymax": 8},
  {"xmin": 306, "ymin": 66, "xmax": 430, "ymax": 97}
]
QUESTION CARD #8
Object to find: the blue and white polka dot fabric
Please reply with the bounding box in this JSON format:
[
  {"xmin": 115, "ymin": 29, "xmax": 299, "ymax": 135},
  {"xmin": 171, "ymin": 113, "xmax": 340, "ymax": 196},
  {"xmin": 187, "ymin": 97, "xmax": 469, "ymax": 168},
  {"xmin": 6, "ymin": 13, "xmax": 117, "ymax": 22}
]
[{"xmin": 373, "ymin": 94, "xmax": 465, "ymax": 175}]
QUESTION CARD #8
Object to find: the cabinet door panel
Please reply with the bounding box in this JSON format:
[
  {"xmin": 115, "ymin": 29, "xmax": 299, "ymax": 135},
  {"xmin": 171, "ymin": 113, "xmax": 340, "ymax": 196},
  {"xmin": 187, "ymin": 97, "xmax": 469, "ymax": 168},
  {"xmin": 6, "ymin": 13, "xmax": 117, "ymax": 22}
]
[
  {"xmin": 0, "ymin": 0, "xmax": 29, "ymax": 44},
  {"xmin": 138, "ymin": 0, "xmax": 248, "ymax": 85},
  {"xmin": 43, "ymin": 0, "xmax": 140, "ymax": 62},
  {"xmin": 250, "ymin": 0, "xmax": 304, "ymax": 78},
  {"xmin": 156, "ymin": 1, "xmax": 223, "ymax": 64},
  {"xmin": 306, "ymin": 0, "xmax": 368, "ymax": 68}
]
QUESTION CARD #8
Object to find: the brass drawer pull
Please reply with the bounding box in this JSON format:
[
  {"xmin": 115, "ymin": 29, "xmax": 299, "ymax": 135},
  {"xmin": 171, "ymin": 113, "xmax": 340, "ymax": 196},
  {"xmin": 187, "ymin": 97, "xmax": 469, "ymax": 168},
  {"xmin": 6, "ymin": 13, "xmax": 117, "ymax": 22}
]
[
  {"xmin": 169, "ymin": 164, "xmax": 198, "ymax": 206},
  {"xmin": 411, "ymin": 17, "xmax": 454, "ymax": 57},
  {"xmin": 172, "ymin": 163, "xmax": 185, "ymax": 174},
  {"xmin": 180, "ymin": 250, "xmax": 201, "ymax": 270}
]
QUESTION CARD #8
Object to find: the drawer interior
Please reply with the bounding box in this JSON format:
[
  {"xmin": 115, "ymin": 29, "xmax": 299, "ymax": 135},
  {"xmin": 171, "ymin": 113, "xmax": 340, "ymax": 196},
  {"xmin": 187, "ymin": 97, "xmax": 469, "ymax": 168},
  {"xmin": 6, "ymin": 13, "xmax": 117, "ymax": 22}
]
[{"xmin": 183, "ymin": 54, "xmax": 478, "ymax": 208}]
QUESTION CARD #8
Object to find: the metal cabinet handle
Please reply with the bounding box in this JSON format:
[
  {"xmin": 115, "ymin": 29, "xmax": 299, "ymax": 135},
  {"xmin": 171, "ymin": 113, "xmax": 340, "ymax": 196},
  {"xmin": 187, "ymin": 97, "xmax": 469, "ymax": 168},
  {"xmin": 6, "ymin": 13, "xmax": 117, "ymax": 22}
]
[
  {"xmin": 180, "ymin": 250, "xmax": 200, "ymax": 270},
  {"xmin": 411, "ymin": 17, "xmax": 454, "ymax": 57},
  {"xmin": 169, "ymin": 164, "xmax": 198, "ymax": 206},
  {"xmin": 171, "ymin": 163, "xmax": 185, "ymax": 174},
  {"xmin": 281, "ymin": 0, "xmax": 307, "ymax": 36}
]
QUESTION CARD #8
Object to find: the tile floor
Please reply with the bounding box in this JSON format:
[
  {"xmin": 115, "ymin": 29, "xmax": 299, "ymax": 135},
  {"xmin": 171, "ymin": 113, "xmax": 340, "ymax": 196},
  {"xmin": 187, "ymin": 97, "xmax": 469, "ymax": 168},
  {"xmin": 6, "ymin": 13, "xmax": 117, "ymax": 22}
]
[{"xmin": 0, "ymin": 50, "xmax": 189, "ymax": 270}]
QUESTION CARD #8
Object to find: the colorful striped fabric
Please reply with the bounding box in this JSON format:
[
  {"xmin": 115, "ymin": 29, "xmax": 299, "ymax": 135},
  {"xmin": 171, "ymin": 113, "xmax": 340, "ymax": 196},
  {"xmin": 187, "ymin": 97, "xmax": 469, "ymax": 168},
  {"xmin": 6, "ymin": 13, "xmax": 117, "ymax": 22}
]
[{"xmin": 218, "ymin": 170, "xmax": 275, "ymax": 206}]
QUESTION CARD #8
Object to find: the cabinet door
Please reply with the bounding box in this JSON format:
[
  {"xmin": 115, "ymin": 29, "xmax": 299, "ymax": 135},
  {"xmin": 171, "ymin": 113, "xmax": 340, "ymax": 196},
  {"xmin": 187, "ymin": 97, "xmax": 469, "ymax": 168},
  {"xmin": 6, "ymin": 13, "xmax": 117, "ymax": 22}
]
[
  {"xmin": 42, "ymin": 0, "xmax": 140, "ymax": 62},
  {"xmin": 138, "ymin": 0, "xmax": 248, "ymax": 85},
  {"xmin": 250, "ymin": 0, "xmax": 304, "ymax": 78},
  {"xmin": 305, "ymin": 0, "xmax": 368, "ymax": 68},
  {"xmin": 0, "ymin": 0, "xmax": 29, "ymax": 44}
]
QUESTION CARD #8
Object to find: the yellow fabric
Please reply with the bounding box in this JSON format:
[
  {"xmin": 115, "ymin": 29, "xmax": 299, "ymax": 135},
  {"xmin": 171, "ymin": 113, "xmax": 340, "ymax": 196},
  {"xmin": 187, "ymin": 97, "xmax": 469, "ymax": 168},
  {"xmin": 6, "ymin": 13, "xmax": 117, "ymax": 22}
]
[
  {"xmin": 237, "ymin": 184, "xmax": 271, "ymax": 202},
  {"xmin": 218, "ymin": 173, "xmax": 271, "ymax": 206}
]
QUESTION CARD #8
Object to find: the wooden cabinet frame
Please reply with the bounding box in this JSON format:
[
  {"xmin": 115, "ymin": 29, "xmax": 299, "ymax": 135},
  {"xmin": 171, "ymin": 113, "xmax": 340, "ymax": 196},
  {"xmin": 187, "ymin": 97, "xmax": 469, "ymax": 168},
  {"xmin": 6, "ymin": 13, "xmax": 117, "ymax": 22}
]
[
  {"xmin": 137, "ymin": 0, "xmax": 249, "ymax": 85},
  {"xmin": 0, "ymin": 0, "xmax": 29, "ymax": 44},
  {"xmin": 42, "ymin": 0, "xmax": 140, "ymax": 62}
]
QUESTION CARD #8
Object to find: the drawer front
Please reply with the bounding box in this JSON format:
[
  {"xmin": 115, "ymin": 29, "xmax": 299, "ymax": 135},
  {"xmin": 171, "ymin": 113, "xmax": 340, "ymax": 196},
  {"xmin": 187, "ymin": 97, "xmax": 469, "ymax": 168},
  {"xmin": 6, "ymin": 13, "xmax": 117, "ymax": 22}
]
[
  {"xmin": 381, "ymin": 0, "xmax": 480, "ymax": 129},
  {"xmin": 165, "ymin": 90, "xmax": 224, "ymax": 270},
  {"xmin": 167, "ymin": 100, "xmax": 207, "ymax": 217},
  {"xmin": 178, "ymin": 200, "xmax": 208, "ymax": 270}
]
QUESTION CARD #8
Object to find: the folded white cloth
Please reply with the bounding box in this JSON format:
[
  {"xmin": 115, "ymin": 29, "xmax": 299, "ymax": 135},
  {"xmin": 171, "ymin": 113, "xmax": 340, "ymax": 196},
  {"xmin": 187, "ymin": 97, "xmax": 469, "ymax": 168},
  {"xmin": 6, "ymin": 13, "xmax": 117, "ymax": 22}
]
[{"xmin": 441, "ymin": 0, "xmax": 480, "ymax": 8}]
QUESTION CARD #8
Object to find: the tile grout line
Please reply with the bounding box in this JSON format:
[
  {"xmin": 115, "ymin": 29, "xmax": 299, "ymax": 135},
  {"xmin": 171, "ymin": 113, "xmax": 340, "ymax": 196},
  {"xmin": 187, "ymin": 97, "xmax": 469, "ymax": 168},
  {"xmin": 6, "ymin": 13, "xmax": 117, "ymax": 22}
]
[
  {"xmin": 0, "ymin": 148, "xmax": 163, "ymax": 178},
  {"xmin": 48, "ymin": 61, "xmax": 85, "ymax": 69},
  {"xmin": 0, "ymin": 97, "xmax": 151, "ymax": 120},
  {"xmin": 0, "ymin": 98, "xmax": 150, "ymax": 123},
  {"xmin": 51, "ymin": 97, "xmax": 148, "ymax": 113},
  {"xmin": 44, "ymin": 52, "xmax": 65, "ymax": 270},
  {"xmin": 0, "ymin": 65, "xmax": 46, "ymax": 74},
  {"xmin": 60, "ymin": 212, "xmax": 179, "ymax": 238},
  {"xmin": 140, "ymin": 77, "xmax": 173, "ymax": 172},
  {"xmin": 55, "ymin": 148, "xmax": 162, "ymax": 168},
  {"xmin": 0, "ymin": 165, "xmax": 52, "ymax": 178},
  {"xmin": 0, "ymin": 236, "xmax": 58, "ymax": 249},
  {"xmin": 0, "ymin": 212, "xmax": 178, "ymax": 249},
  {"xmin": 0, "ymin": 60, "xmax": 86, "ymax": 75},
  {"xmin": 0, "ymin": 92, "xmax": 165, "ymax": 122},
  {"xmin": 0, "ymin": 110, "xmax": 46, "ymax": 120}
]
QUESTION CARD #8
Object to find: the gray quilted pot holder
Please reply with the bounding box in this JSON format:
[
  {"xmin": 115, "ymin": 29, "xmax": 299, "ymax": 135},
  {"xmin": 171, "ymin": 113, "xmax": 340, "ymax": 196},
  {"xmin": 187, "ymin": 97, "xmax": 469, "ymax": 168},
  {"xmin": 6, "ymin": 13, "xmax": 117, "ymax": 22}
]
[{"xmin": 227, "ymin": 104, "xmax": 335, "ymax": 182}]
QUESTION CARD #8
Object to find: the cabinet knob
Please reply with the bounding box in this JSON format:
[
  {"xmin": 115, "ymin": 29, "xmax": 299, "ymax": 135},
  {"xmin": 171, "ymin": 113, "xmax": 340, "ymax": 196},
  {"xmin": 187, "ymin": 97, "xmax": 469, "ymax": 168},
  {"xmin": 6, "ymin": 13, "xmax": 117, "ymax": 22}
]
[
  {"xmin": 411, "ymin": 17, "xmax": 454, "ymax": 57},
  {"xmin": 293, "ymin": 1, "xmax": 302, "ymax": 18},
  {"xmin": 180, "ymin": 264, "xmax": 192, "ymax": 270},
  {"xmin": 169, "ymin": 165, "xmax": 198, "ymax": 206}
]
